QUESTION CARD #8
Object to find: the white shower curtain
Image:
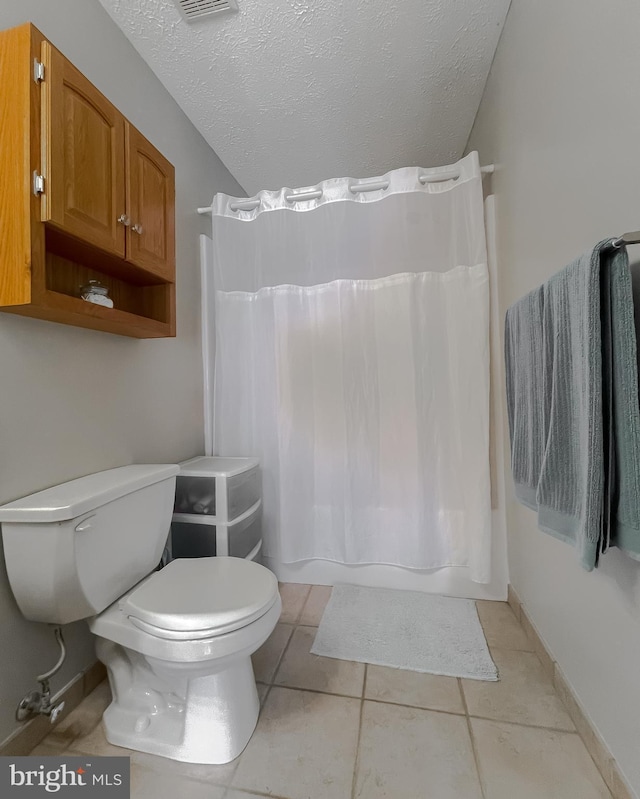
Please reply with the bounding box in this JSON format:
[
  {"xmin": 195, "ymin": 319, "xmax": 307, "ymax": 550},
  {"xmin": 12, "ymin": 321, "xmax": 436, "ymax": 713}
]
[{"xmin": 211, "ymin": 152, "xmax": 492, "ymax": 582}]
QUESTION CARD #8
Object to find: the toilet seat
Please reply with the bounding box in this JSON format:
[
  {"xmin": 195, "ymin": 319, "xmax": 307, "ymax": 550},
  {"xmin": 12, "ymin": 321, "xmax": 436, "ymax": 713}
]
[{"xmin": 121, "ymin": 557, "xmax": 279, "ymax": 641}]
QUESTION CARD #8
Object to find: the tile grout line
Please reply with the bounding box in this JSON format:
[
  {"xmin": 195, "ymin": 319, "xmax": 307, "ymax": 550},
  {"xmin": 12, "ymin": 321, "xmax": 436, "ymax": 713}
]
[
  {"xmin": 263, "ymin": 682, "xmax": 365, "ymax": 704},
  {"xmin": 350, "ymin": 663, "xmax": 367, "ymax": 799},
  {"xmin": 296, "ymin": 584, "xmax": 313, "ymax": 626},
  {"xmin": 225, "ymin": 786, "xmax": 293, "ymax": 799},
  {"xmin": 459, "ymin": 676, "xmax": 487, "ymax": 799},
  {"xmin": 258, "ymin": 681, "xmax": 581, "ymax": 735},
  {"xmin": 259, "ymin": 682, "xmax": 273, "ymax": 709},
  {"xmin": 267, "ymin": 618, "xmax": 298, "ymax": 689},
  {"xmin": 463, "ymin": 712, "xmax": 577, "ymax": 734},
  {"xmin": 294, "ymin": 584, "xmax": 313, "ymax": 626},
  {"xmin": 355, "ymin": 695, "xmax": 465, "ymax": 717},
  {"xmin": 267, "ymin": 583, "xmax": 313, "ymax": 692}
]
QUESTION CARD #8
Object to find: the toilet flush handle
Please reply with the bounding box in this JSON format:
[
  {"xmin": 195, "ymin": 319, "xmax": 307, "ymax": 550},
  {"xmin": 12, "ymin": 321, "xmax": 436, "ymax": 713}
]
[{"xmin": 74, "ymin": 515, "xmax": 95, "ymax": 532}]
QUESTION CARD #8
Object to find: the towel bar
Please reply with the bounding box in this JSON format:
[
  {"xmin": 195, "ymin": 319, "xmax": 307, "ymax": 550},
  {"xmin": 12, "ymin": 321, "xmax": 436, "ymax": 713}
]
[{"xmin": 610, "ymin": 231, "xmax": 640, "ymax": 248}]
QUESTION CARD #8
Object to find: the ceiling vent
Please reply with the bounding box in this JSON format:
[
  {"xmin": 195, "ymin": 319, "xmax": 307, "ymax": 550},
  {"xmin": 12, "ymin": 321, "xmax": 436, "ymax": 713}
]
[{"xmin": 173, "ymin": 0, "xmax": 239, "ymax": 22}]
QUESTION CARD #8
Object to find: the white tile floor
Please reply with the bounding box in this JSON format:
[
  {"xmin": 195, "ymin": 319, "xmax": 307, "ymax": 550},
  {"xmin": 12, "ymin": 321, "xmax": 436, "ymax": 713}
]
[{"xmin": 30, "ymin": 583, "xmax": 613, "ymax": 799}]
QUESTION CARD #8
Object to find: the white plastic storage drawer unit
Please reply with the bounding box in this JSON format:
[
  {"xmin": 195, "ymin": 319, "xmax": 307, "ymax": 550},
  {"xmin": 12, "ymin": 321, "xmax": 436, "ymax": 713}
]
[{"xmin": 171, "ymin": 456, "xmax": 262, "ymax": 562}]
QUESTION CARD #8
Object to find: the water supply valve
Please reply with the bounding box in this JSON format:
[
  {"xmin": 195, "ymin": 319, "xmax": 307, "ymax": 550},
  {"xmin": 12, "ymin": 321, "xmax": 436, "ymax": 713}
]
[
  {"xmin": 15, "ymin": 626, "xmax": 67, "ymax": 724},
  {"xmin": 16, "ymin": 689, "xmax": 65, "ymax": 724}
]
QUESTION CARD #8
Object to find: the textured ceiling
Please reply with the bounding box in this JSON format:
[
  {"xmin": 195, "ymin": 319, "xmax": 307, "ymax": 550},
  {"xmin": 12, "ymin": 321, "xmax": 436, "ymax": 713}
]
[{"xmin": 98, "ymin": 0, "xmax": 510, "ymax": 195}]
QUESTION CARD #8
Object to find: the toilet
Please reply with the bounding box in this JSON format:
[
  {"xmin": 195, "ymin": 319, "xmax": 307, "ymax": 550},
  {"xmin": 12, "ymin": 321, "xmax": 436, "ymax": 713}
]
[{"xmin": 0, "ymin": 465, "xmax": 281, "ymax": 764}]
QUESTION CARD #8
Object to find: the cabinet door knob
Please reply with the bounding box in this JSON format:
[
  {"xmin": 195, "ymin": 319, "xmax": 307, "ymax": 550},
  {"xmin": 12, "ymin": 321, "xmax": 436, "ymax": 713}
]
[
  {"xmin": 117, "ymin": 214, "xmax": 130, "ymax": 226},
  {"xmin": 131, "ymin": 223, "xmax": 143, "ymax": 235}
]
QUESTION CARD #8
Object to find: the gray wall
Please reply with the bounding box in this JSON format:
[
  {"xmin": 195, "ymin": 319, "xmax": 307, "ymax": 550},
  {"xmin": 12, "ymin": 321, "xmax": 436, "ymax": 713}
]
[
  {"xmin": 0, "ymin": 0, "xmax": 243, "ymax": 745},
  {"xmin": 467, "ymin": 0, "xmax": 640, "ymax": 794}
]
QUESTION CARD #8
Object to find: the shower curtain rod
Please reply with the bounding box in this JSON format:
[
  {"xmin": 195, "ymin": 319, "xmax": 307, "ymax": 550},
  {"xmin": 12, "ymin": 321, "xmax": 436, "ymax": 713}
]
[{"xmin": 197, "ymin": 163, "xmax": 496, "ymax": 215}]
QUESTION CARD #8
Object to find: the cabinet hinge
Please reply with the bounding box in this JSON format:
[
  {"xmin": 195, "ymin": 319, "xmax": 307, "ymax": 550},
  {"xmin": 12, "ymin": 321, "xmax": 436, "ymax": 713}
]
[
  {"xmin": 32, "ymin": 172, "xmax": 45, "ymax": 196},
  {"xmin": 33, "ymin": 59, "xmax": 45, "ymax": 83}
]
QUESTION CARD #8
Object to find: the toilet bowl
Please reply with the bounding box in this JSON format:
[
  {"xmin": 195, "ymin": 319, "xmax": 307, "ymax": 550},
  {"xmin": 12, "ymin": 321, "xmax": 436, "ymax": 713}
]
[
  {"xmin": 0, "ymin": 465, "xmax": 281, "ymax": 765},
  {"xmin": 90, "ymin": 556, "xmax": 281, "ymax": 764}
]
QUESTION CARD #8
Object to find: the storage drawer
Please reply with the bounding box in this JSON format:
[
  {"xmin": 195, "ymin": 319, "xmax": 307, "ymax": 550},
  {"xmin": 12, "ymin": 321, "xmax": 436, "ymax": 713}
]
[
  {"xmin": 170, "ymin": 500, "xmax": 262, "ymax": 560},
  {"xmin": 170, "ymin": 519, "xmax": 216, "ymax": 558},
  {"xmin": 226, "ymin": 502, "xmax": 262, "ymax": 559},
  {"xmin": 173, "ymin": 465, "xmax": 260, "ymax": 521},
  {"xmin": 227, "ymin": 467, "xmax": 260, "ymax": 520},
  {"xmin": 174, "ymin": 476, "xmax": 216, "ymax": 516}
]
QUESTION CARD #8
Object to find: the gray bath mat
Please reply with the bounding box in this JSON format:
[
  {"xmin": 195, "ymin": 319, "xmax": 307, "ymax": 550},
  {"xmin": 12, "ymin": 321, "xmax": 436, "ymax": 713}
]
[{"xmin": 311, "ymin": 584, "xmax": 498, "ymax": 681}]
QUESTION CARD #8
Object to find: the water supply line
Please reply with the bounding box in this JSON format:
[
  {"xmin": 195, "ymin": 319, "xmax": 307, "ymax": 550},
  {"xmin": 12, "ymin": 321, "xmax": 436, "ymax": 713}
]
[{"xmin": 16, "ymin": 625, "xmax": 68, "ymax": 724}]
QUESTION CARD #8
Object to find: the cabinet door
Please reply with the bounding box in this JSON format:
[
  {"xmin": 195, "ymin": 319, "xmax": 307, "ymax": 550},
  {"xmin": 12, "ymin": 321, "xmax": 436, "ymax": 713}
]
[
  {"xmin": 126, "ymin": 123, "xmax": 175, "ymax": 280},
  {"xmin": 41, "ymin": 42, "xmax": 126, "ymax": 256}
]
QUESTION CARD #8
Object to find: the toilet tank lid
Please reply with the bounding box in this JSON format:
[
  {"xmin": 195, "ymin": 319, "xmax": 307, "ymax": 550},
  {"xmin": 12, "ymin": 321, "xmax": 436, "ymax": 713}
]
[{"xmin": 0, "ymin": 465, "xmax": 179, "ymax": 523}]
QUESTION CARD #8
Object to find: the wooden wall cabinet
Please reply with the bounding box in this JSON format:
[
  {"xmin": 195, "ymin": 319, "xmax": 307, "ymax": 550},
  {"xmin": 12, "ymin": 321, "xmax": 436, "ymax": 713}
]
[{"xmin": 0, "ymin": 23, "xmax": 176, "ymax": 338}]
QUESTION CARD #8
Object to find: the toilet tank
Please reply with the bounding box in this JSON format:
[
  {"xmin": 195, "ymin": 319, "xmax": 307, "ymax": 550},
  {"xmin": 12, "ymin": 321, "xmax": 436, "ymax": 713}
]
[{"xmin": 0, "ymin": 465, "xmax": 179, "ymax": 625}]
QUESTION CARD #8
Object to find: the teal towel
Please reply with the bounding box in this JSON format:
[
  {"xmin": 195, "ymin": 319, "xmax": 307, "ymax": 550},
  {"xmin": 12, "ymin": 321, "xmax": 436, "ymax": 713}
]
[
  {"xmin": 535, "ymin": 245, "xmax": 604, "ymax": 570},
  {"xmin": 606, "ymin": 251, "xmax": 640, "ymax": 561},
  {"xmin": 504, "ymin": 287, "xmax": 546, "ymax": 511},
  {"xmin": 505, "ymin": 241, "xmax": 640, "ymax": 569}
]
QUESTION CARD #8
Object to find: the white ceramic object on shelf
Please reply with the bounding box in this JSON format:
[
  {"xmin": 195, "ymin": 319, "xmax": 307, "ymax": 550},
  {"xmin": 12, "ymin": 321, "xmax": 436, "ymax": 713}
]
[{"xmin": 79, "ymin": 280, "xmax": 114, "ymax": 308}]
